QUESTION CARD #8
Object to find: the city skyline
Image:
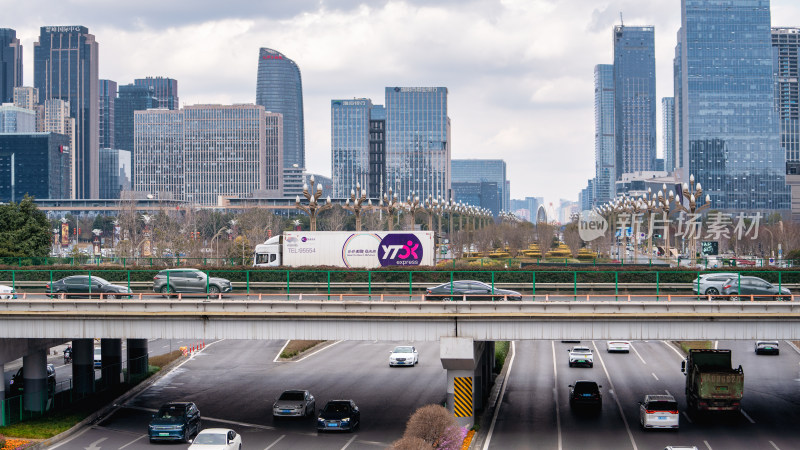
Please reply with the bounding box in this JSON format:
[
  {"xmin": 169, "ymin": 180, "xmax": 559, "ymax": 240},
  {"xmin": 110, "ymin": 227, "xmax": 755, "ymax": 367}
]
[{"xmin": 4, "ymin": 1, "xmax": 800, "ymax": 206}]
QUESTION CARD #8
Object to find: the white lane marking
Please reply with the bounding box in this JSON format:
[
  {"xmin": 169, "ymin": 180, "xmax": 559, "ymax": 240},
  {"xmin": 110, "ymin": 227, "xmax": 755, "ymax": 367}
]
[
  {"xmin": 295, "ymin": 340, "xmax": 343, "ymax": 362},
  {"xmin": 119, "ymin": 434, "xmax": 146, "ymax": 449},
  {"xmin": 661, "ymin": 340, "xmax": 687, "ymax": 361},
  {"xmin": 704, "ymin": 440, "xmax": 713, "ymax": 450},
  {"xmin": 630, "ymin": 343, "xmax": 647, "ymax": 365},
  {"xmin": 264, "ymin": 435, "xmax": 286, "ymax": 450},
  {"xmin": 784, "ymin": 340, "xmax": 800, "ymax": 355},
  {"xmin": 483, "ymin": 341, "xmax": 516, "ymax": 450},
  {"xmin": 741, "ymin": 409, "xmax": 756, "ymax": 424},
  {"xmin": 47, "ymin": 427, "xmax": 92, "ymax": 449},
  {"xmin": 161, "ymin": 345, "xmax": 168, "ymax": 348},
  {"xmin": 273, "ymin": 340, "xmax": 290, "ymax": 362},
  {"xmin": 769, "ymin": 440, "xmax": 781, "ymax": 450},
  {"xmin": 665, "ymin": 390, "xmax": 672, "ymax": 396},
  {"xmin": 126, "ymin": 405, "xmax": 278, "ymax": 431},
  {"xmin": 681, "ymin": 411, "xmax": 693, "ymax": 424},
  {"xmin": 552, "ymin": 341, "xmax": 563, "ymax": 450},
  {"xmin": 591, "ymin": 340, "xmax": 638, "ymax": 450},
  {"xmin": 84, "ymin": 437, "xmax": 107, "ymax": 450},
  {"xmin": 340, "ymin": 434, "xmax": 358, "ymax": 449},
  {"xmin": 651, "ymin": 372, "xmax": 659, "ymax": 381}
]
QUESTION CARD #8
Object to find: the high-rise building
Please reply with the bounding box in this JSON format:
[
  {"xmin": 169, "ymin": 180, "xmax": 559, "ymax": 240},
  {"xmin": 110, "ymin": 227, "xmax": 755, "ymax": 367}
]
[
  {"xmin": 263, "ymin": 112, "xmax": 284, "ymax": 196},
  {"xmin": 368, "ymin": 105, "xmax": 386, "ymax": 198},
  {"xmin": 34, "ymin": 25, "xmax": 99, "ymax": 199},
  {"xmin": 594, "ymin": 64, "xmax": 615, "ymax": 203},
  {"xmin": 0, "ymin": 133, "xmax": 71, "ymax": 202},
  {"xmin": 98, "ymin": 79, "xmax": 116, "ymax": 149},
  {"xmin": 452, "ymin": 181, "xmax": 499, "ymax": 215},
  {"xmin": 580, "ymin": 179, "xmax": 595, "ymax": 212},
  {"xmin": 134, "ymin": 77, "xmax": 179, "ymax": 110},
  {"xmin": 115, "ymin": 84, "xmax": 156, "ymax": 152},
  {"xmin": 13, "ymin": 86, "xmax": 38, "ymax": 111},
  {"xmin": 676, "ymin": 0, "xmax": 789, "ymax": 210},
  {"xmin": 42, "ymin": 99, "xmax": 76, "ymax": 196},
  {"xmin": 0, "ymin": 104, "xmax": 36, "ymax": 133},
  {"xmin": 773, "ymin": 27, "xmax": 800, "ymax": 168},
  {"xmin": 613, "ymin": 25, "xmax": 656, "ymax": 180},
  {"xmin": 662, "ymin": 97, "xmax": 675, "ymax": 172},
  {"xmin": 256, "ymin": 48, "xmax": 305, "ymax": 171},
  {"xmin": 99, "ymin": 148, "xmax": 131, "ymax": 199},
  {"xmin": 331, "ymin": 98, "xmax": 372, "ymax": 198},
  {"xmin": 451, "ymin": 159, "xmax": 506, "ymax": 214},
  {"xmin": 133, "ymin": 109, "xmax": 184, "ymax": 200},
  {"xmin": 134, "ymin": 104, "xmax": 271, "ymax": 205},
  {"xmin": 0, "ymin": 29, "xmax": 22, "ymax": 104},
  {"xmin": 385, "ymin": 87, "xmax": 450, "ymax": 202}
]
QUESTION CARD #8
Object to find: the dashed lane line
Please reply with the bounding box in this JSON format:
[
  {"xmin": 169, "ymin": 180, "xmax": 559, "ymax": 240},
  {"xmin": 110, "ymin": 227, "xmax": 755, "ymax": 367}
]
[
  {"xmin": 741, "ymin": 409, "xmax": 756, "ymax": 424},
  {"xmin": 118, "ymin": 434, "xmax": 146, "ymax": 449},
  {"xmin": 340, "ymin": 434, "xmax": 358, "ymax": 450},
  {"xmin": 704, "ymin": 440, "xmax": 712, "ymax": 449},
  {"xmin": 592, "ymin": 340, "xmax": 638, "ymax": 450},
  {"xmin": 769, "ymin": 440, "xmax": 781, "ymax": 450},
  {"xmin": 264, "ymin": 435, "xmax": 285, "ymax": 450},
  {"xmin": 651, "ymin": 372, "xmax": 659, "ymax": 381},
  {"xmin": 630, "ymin": 343, "xmax": 647, "ymax": 365}
]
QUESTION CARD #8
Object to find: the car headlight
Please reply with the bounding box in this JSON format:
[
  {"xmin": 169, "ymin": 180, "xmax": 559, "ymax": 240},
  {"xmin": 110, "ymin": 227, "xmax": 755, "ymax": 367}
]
[
  {"xmin": 317, "ymin": 417, "xmax": 324, "ymax": 423},
  {"xmin": 341, "ymin": 417, "xmax": 350, "ymax": 422}
]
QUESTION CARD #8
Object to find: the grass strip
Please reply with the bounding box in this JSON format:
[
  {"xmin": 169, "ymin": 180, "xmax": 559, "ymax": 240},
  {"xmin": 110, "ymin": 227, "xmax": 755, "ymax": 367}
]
[
  {"xmin": 280, "ymin": 340, "xmax": 326, "ymax": 359},
  {"xmin": 676, "ymin": 340, "xmax": 713, "ymax": 353}
]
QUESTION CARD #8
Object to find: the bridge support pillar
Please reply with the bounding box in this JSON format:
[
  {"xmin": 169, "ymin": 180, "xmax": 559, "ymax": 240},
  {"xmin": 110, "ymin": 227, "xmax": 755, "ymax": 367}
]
[
  {"xmin": 22, "ymin": 349, "xmax": 48, "ymax": 412},
  {"xmin": 72, "ymin": 339, "xmax": 95, "ymax": 396},
  {"xmin": 0, "ymin": 362, "xmax": 4, "ymax": 403},
  {"xmin": 101, "ymin": 338, "xmax": 122, "ymax": 389},
  {"xmin": 440, "ymin": 337, "xmax": 488, "ymax": 428},
  {"xmin": 127, "ymin": 338, "xmax": 149, "ymax": 383}
]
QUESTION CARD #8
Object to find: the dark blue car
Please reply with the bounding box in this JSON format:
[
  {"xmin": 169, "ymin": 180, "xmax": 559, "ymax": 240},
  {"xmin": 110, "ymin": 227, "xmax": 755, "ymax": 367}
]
[{"xmin": 148, "ymin": 402, "xmax": 201, "ymax": 443}]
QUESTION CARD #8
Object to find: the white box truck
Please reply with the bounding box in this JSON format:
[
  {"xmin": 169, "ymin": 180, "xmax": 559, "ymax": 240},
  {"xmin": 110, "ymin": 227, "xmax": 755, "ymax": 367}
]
[{"xmin": 253, "ymin": 231, "xmax": 435, "ymax": 268}]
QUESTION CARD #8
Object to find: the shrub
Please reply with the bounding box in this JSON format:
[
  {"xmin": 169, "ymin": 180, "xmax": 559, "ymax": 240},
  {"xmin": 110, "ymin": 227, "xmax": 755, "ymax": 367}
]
[
  {"xmin": 390, "ymin": 436, "xmax": 432, "ymax": 449},
  {"xmin": 403, "ymin": 404, "xmax": 465, "ymax": 450},
  {"xmin": 494, "ymin": 341, "xmax": 510, "ymax": 373}
]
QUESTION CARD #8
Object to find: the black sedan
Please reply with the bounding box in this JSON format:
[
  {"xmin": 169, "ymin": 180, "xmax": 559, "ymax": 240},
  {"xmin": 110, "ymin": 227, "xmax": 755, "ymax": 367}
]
[
  {"xmin": 46, "ymin": 276, "xmax": 132, "ymax": 299},
  {"xmin": 8, "ymin": 364, "xmax": 56, "ymax": 395},
  {"xmin": 317, "ymin": 400, "xmax": 360, "ymax": 432},
  {"xmin": 720, "ymin": 276, "xmax": 792, "ymax": 301},
  {"xmin": 425, "ymin": 280, "xmax": 522, "ymax": 301},
  {"xmin": 569, "ymin": 380, "xmax": 602, "ymax": 411},
  {"xmin": 148, "ymin": 402, "xmax": 202, "ymax": 443}
]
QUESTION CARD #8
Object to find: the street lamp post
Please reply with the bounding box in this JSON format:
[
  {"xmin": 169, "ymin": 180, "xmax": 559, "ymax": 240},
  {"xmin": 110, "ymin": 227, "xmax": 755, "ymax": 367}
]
[
  {"xmin": 295, "ymin": 175, "xmax": 332, "ymax": 232},
  {"xmin": 673, "ymin": 174, "xmax": 712, "ymax": 266},
  {"xmin": 379, "ymin": 188, "xmax": 402, "ymax": 231},
  {"xmin": 342, "ymin": 182, "xmax": 371, "ymax": 231},
  {"xmin": 655, "ymin": 185, "xmax": 675, "ymax": 263}
]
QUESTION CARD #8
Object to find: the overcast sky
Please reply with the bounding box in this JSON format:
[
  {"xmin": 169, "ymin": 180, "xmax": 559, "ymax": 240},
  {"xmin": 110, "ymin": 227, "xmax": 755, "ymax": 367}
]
[{"xmin": 7, "ymin": 0, "xmax": 800, "ymax": 207}]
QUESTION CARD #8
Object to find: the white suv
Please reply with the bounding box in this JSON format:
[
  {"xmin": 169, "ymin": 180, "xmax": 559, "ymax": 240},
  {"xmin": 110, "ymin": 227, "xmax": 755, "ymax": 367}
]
[
  {"xmin": 568, "ymin": 346, "xmax": 594, "ymax": 368},
  {"xmin": 640, "ymin": 394, "xmax": 679, "ymax": 429}
]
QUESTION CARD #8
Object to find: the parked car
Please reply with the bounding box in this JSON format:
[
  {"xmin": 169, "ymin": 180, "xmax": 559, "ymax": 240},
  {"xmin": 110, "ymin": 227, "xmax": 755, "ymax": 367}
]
[
  {"xmin": 188, "ymin": 428, "xmax": 241, "ymax": 450},
  {"xmin": 568, "ymin": 346, "xmax": 594, "ymax": 367},
  {"xmin": 8, "ymin": 364, "xmax": 56, "ymax": 395},
  {"xmin": 153, "ymin": 269, "xmax": 232, "ymax": 296},
  {"xmin": 272, "ymin": 390, "xmax": 315, "ymax": 418},
  {"xmin": 639, "ymin": 394, "xmax": 679, "ymax": 429},
  {"xmin": 424, "ymin": 280, "xmax": 522, "ymax": 301},
  {"xmin": 148, "ymin": 402, "xmax": 202, "ymax": 443},
  {"xmin": 46, "ymin": 276, "xmax": 132, "ymax": 299},
  {"xmin": 690, "ymin": 272, "xmax": 738, "ymax": 296},
  {"xmin": 754, "ymin": 340, "xmax": 780, "ymax": 355},
  {"xmin": 606, "ymin": 341, "xmax": 631, "ymax": 353},
  {"xmin": 389, "ymin": 345, "xmax": 419, "ymax": 367},
  {"xmin": 0, "ymin": 284, "xmax": 17, "ymax": 299},
  {"xmin": 568, "ymin": 380, "xmax": 602, "ymax": 410},
  {"xmin": 720, "ymin": 276, "xmax": 792, "ymax": 301},
  {"xmin": 317, "ymin": 400, "xmax": 361, "ymax": 432},
  {"xmin": 94, "ymin": 347, "xmax": 101, "ymax": 369}
]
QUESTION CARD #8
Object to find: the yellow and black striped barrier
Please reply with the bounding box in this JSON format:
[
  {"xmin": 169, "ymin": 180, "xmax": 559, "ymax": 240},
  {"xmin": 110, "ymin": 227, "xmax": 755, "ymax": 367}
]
[{"xmin": 453, "ymin": 376, "xmax": 473, "ymax": 417}]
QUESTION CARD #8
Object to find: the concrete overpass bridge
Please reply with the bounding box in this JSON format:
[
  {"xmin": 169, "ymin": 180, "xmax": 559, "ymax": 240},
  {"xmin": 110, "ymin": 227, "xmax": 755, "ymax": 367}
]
[{"xmin": 3, "ymin": 299, "xmax": 800, "ymax": 426}]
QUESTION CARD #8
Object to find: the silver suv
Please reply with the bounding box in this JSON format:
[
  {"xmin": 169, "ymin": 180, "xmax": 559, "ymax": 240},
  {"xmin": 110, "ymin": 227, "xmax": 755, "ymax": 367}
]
[
  {"xmin": 691, "ymin": 272, "xmax": 738, "ymax": 296},
  {"xmin": 153, "ymin": 269, "xmax": 232, "ymax": 296}
]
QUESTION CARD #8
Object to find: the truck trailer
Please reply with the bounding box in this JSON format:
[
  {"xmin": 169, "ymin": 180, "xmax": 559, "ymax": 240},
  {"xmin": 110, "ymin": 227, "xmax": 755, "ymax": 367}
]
[
  {"xmin": 681, "ymin": 348, "xmax": 744, "ymax": 413},
  {"xmin": 253, "ymin": 231, "xmax": 435, "ymax": 268}
]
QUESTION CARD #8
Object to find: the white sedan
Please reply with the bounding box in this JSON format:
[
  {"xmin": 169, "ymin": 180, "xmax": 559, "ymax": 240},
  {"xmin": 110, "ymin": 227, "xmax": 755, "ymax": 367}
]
[
  {"xmin": 606, "ymin": 340, "xmax": 631, "ymax": 353},
  {"xmin": 389, "ymin": 345, "xmax": 419, "ymax": 367},
  {"xmin": 189, "ymin": 428, "xmax": 241, "ymax": 450},
  {"xmin": 0, "ymin": 284, "xmax": 16, "ymax": 300},
  {"xmin": 568, "ymin": 346, "xmax": 594, "ymax": 367}
]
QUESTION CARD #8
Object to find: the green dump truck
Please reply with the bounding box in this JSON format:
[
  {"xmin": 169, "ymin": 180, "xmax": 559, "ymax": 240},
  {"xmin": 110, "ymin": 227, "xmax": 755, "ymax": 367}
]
[{"xmin": 681, "ymin": 349, "xmax": 743, "ymax": 413}]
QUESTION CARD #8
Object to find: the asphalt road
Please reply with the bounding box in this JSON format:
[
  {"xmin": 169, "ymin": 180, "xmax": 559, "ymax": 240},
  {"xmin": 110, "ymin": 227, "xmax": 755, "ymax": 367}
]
[
  {"xmin": 486, "ymin": 339, "xmax": 800, "ymax": 450},
  {"xmin": 49, "ymin": 339, "xmax": 447, "ymax": 449}
]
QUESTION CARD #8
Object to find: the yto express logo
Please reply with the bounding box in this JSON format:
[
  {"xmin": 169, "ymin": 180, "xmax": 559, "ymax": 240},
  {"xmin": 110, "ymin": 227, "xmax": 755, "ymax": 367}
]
[{"xmin": 379, "ymin": 234, "xmax": 423, "ymax": 266}]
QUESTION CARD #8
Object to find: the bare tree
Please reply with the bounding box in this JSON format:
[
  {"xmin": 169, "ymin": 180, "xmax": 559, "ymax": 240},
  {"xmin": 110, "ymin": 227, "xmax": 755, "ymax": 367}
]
[
  {"xmin": 562, "ymin": 221, "xmax": 582, "ymax": 257},
  {"xmin": 361, "ymin": 209, "xmax": 386, "ymax": 231},
  {"xmin": 319, "ymin": 205, "xmax": 348, "ymax": 231},
  {"xmin": 536, "ymin": 222, "xmax": 556, "ymax": 252}
]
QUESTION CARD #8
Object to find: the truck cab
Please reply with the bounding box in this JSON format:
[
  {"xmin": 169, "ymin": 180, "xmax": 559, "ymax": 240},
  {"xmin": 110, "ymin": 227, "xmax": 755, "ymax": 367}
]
[{"xmin": 254, "ymin": 236, "xmax": 282, "ymax": 267}]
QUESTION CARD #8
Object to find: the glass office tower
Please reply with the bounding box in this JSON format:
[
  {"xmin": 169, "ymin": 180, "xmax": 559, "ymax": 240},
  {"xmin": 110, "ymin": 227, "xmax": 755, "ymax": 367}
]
[
  {"xmin": 368, "ymin": 105, "xmax": 386, "ymax": 199},
  {"xmin": 385, "ymin": 87, "xmax": 450, "ymax": 202},
  {"xmin": 662, "ymin": 97, "xmax": 675, "ymax": 173},
  {"xmin": 451, "ymin": 159, "xmax": 506, "ymax": 214},
  {"xmin": 256, "ymin": 48, "xmax": 304, "ymax": 170},
  {"xmin": 115, "ymin": 84, "xmax": 156, "ymax": 153},
  {"xmin": 331, "ymin": 99, "xmax": 372, "ymax": 198},
  {"xmin": 594, "ymin": 64, "xmax": 615, "ymax": 203},
  {"xmin": 134, "ymin": 77, "xmax": 179, "ymax": 110},
  {"xmin": 99, "ymin": 148, "xmax": 131, "ymax": 199},
  {"xmin": 34, "ymin": 26, "xmax": 99, "ymax": 199},
  {"xmin": 98, "ymin": 79, "xmax": 116, "ymax": 149},
  {"xmin": 0, "ymin": 29, "xmax": 22, "ymax": 104},
  {"xmin": 613, "ymin": 25, "xmax": 657, "ymax": 180},
  {"xmin": 677, "ymin": 0, "xmax": 789, "ymax": 210},
  {"xmin": 773, "ymin": 28, "xmax": 800, "ymax": 167}
]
